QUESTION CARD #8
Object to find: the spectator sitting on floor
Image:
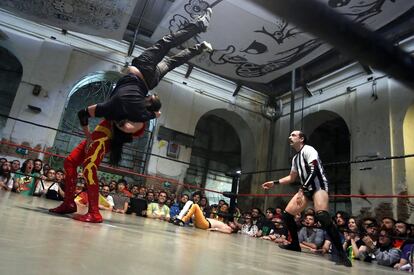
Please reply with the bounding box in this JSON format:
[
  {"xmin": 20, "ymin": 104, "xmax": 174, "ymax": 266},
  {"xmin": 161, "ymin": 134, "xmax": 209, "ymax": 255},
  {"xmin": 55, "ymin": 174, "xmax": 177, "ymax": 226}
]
[
  {"xmin": 0, "ymin": 161, "xmax": 14, "ymax": 191},
  {"xmin": 359, "ymin": 227, "xmax": 401, "ymax": 267},
  {"xmin": 199, "ymin": 196, "xmax": 211, "ymax": 218},
  {"xmin": 381, "ymin": 217, "xmax": 396, "ymax": 231},
  {"xmin": 99, "ymin": 185, "xmax": 114, "ymax": 211},
  {"xmin": 356, "ymin": 220, "xmax": 379, "ymax": 262},
  {"xmin": 137, "ymin": 186, "xmax": 146, "ymax": 199},
  {"xmin": 130, "ymin": 185, "xmax": 139, "ymax": 198},
  {"xmin": 11, "ymin": 159, "xmax": 20, "ymax": 174},
  {"xmin": 343, "ymin": 216, "xmax": 362, "ymax": 259},
  {"xmin": 210, "ymin": 204, "xmax": 219, "ymax": 219},
  {"xmin": 394, "ymin": 240, "xmax": 414, "ymax": 271},
  {"xmin": 335, "ymin": 211, "xmax": 350, "ymax": 234},
  {"xmin": 237, "ymin": 212, "xmax": 259, "ymax": 237},
  {"xmin": 170, "ymin": 193, "xmax": 177, "ymax": 204},
  {"xmin": 111, "ymin": 181, "xmax": 130, "ymax": 214},
  {"xmin": 14, "ymin": 159, "xmax": 36, "ymax": 196},
  {"xmin": 251, "ymin": 207, "xmax": 265, "ymax": 228},
  {"xmin": 170, "ymin": 194, "xmax": 190, "ymax": 219},
  {"xmin": 0, "ymin": 157, "xmax": 7, "ymax": 164},
  {"xmin": 42, "ymin": 163, "xmax": 50, "ymax": 176},
  {"xmin": 192, "ymin": 191, "xmax": 201, "ymax": 205},
  {"xmin": 275, "ymin": 207, "xmax": 283, "ymax": 219},
  {"xmin": 146, "ymin": 190, "xmax": 155, "ymax": 203},
  {"xmin": 165, "ymin": 198, "xmax": 173, "ymax": 208},
  {"xmin": 147, "ymin": 191, "xmax": 170, "ymax": 221},
  {"xmin": 33, "ymin": 159, "xmax": 43, "ymax": 176},
  {"xmin": 34, "ymin": 168, "xmax": 64, "ymax": 200},
  {"xmin": 256, "ymin": 208, "xmax": 277, "ymax": 237},
  {"xmin": 98, "ymin": 177, "xmax": 106, "ymax": 191},
  {"xmin": 298, "ymin": 213, "xmax": 325, "ymax": 253},
  {"xmin": 394, "ymin": 221, "xmax": 411, "ymax": 249},
  {"xmin": 218, "ymin": 199, "xmax": 226, "ymax": 208},
  {"xmin": 109, "ymin": 180, "xmax": 117, "ymax": 193},
  {"xmin": 261, "ymin": 216, "xmax": 288, "ymax": 244},
  {"xmin": 118, "ymin": 179, "xmax": 132, "ymax": 197},
  {"xmin": 217, "ymin": 202, "xmax": 231, "ymax": 223},
  {"xmin": 55, "ymin": 169, "xmax": 65, "ymax": 196}
]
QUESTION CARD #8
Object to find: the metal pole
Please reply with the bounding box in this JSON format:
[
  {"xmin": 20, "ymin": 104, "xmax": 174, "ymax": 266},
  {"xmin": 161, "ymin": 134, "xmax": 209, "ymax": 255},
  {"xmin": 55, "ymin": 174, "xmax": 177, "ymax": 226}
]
[
  {"xmin": 127, "ymin": 0, "xmax": 150, "ymax": 57},
  {"xmin": 290, "ymin": 69, "xmax": 296, "ymax": 134},
  {"xmin": 229, "ymin": 174, "xmax": 240, "ymax": 222},
  {"xmin": 265, "ymin": 116, "xmax": 276, "ymax": 210}
]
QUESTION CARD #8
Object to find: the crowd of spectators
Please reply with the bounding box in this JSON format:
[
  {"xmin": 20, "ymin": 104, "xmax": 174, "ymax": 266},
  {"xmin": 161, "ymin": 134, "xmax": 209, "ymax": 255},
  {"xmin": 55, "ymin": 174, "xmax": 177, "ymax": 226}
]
[{"xmin": 1, "ymin": 156, "xmax": 414, "ymax": 271}]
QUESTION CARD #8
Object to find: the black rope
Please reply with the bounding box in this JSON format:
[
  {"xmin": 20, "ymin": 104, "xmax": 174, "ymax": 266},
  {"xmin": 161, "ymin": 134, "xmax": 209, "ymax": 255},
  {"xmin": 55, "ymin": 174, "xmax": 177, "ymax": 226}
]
[
  {"xmin": 241, "ymin": 154, "xmax": 414, "ymax": 176},
  {"xmin": 4, "ymin": 112, "xmax": 414, "ymax": 177}
]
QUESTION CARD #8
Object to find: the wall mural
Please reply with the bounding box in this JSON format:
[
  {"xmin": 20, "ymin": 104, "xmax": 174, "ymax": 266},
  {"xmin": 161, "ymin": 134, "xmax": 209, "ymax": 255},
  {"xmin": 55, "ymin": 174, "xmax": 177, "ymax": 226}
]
[
  {"xmin": 152, "ymin": 0, "xmax": 414, "ymax": 83},
  {"xmin": 0, "ymin": 0, "xmax": 137, "ymax": 39}
]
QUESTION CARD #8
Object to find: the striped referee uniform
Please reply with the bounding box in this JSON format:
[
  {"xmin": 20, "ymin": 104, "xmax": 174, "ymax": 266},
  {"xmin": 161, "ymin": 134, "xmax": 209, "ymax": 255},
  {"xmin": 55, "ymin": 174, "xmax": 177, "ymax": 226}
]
[{"xmin": 291, "ymin": 144, "xmax": 328, "ymax": 193}]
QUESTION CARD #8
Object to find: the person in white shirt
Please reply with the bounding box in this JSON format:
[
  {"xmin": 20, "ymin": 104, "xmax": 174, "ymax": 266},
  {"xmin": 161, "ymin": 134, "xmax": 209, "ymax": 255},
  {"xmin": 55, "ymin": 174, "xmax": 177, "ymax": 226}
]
[{"xmin": 99, "ymin": 185, "xmax": 114, "ymax": 211}]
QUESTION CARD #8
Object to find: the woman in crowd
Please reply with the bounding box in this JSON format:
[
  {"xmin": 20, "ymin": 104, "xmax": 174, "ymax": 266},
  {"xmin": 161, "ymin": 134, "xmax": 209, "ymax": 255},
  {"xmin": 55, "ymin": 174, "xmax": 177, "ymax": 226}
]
[{"xmin": 14, "ymin": 159, "xmax": 36, "ymax": 196}]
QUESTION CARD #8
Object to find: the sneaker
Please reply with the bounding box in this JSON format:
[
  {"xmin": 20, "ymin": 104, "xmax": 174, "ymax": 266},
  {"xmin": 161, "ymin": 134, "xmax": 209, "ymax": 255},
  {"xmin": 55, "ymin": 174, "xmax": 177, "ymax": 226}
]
[
  {"xmin": 173, "ymin": 218, "xmax": 185, "ymax": 226},
  {"xmin": 197, "ymin": 41, "xmax": 213, "ymax": 53},
  {"xmin": 196, "ymin": 8, "xmax": 212, "ymax": 32},
  {"xmin": 278, "ymin": 243, "xmax": 301, "ymax": 252}
]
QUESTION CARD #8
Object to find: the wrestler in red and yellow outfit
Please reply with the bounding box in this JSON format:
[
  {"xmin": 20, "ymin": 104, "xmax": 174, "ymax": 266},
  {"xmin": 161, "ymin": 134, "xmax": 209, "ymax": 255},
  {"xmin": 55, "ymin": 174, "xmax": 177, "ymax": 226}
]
[{"xmin": 49, "ymin": 120, "xmax": 145, "ymax": 223}]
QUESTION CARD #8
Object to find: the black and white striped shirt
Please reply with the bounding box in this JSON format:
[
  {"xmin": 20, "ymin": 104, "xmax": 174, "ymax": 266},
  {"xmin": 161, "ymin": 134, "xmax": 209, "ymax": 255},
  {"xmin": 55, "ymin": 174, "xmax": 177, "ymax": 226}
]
[{"xmin": 291, "ymin": 144, "xmax": 328, "ymax": 192}]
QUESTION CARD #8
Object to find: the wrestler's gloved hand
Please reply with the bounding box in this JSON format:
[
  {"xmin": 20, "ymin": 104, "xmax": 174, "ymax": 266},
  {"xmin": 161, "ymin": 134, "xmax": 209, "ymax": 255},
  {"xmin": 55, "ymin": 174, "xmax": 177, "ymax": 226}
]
[{"xmin": 78, "ymin": 108, "xmax": 90, "ymax": 126}]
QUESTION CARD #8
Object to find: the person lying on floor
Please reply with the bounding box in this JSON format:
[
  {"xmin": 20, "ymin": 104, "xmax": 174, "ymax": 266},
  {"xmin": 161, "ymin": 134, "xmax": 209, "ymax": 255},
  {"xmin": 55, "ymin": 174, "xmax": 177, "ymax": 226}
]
[{"xmin": 172, "ymin": 203, "xmax": 236, "ymax": 234}]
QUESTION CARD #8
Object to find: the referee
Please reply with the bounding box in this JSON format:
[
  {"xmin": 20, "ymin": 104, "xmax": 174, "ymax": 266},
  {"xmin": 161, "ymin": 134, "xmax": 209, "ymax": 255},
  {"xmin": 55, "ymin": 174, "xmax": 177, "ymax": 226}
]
[{"xmin": 262, "ymin": 130, "xmax": 352, "ymax": 267}]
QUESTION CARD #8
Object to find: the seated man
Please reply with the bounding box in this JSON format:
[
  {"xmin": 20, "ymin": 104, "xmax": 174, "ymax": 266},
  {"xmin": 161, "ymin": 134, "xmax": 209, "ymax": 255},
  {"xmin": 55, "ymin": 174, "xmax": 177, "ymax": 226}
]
[
  {"xmin": 237, "ymin": 212, "xmax": 259, "ymax": 237},
  {"xmin": 360, "ymin": 227, "xmax": 401, "ymax": 267},
  {"xmin": 261, "ymin": 217, "xmax": 288, "ymax": 244},
  {"xmin": 147, "ymin": 191, "xmax": 170, "ymax": 221},
  {"xmin": 256, "ymin": 208, "xmax": 277, "ymax": 237},
  {"xmin": 173, "ymin": 203, "xmax": 234, "ymax": 234},
  {"xmin": 99, "ymin": 185, "xmax": 114, "ymax": 211},
  {"xmin": 137, "ymin": 186, "xmax": 147, "ymax": 199},
  {"xmin": 111, "ymin": 181, "xmax": 130, "ymax": 214},
  {"xmin": 298, "ymin": 213, "xmax": 325, "ymax": 252},
  {"xmin": 0, "ymin": 161, "xmax": 14, "ymax": 191},
  {"xmin": 170, "ymin": 193, "xmax": 189, "ymax": 220}
]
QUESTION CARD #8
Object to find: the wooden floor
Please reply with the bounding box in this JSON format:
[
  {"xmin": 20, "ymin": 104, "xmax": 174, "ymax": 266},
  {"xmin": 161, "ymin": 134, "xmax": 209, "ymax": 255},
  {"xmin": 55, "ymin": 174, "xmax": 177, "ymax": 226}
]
[{"xmin": 0, "ymin": 192, "xmax": 397, "ymax": 275}]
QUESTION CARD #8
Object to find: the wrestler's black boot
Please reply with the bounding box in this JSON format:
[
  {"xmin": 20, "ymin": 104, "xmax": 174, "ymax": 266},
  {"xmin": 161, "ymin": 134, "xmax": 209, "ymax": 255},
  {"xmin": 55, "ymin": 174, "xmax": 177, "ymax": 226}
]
[
  {"xmin": 195, "ymin": 8, "xmax": 212, "ymax": 32},
  {"xmin": 325, "ymin": 224, "xmax": 352, "ymax": 267},
  {"xmin": 279, "ymin": 211, "xmax": 301, "ymax": 252}
]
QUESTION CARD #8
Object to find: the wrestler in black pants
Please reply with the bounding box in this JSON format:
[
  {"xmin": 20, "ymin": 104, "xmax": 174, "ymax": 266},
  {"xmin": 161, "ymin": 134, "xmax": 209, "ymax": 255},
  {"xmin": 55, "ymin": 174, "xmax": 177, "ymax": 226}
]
[{"xmin": 133, "ymin": 23, "xmax": 206, "ymax": 90}]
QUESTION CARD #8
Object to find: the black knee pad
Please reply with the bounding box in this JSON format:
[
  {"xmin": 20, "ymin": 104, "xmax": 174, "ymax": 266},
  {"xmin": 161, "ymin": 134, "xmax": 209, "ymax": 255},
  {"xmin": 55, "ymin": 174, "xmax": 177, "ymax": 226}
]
[
  {"xmin": 282, "ymin": 210, "xmax": 294, "ymax": 220},
  {"xmin": 315, "ymin": 210, "xmax": 332, "ymax": 228}
]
